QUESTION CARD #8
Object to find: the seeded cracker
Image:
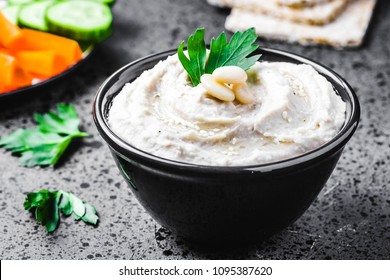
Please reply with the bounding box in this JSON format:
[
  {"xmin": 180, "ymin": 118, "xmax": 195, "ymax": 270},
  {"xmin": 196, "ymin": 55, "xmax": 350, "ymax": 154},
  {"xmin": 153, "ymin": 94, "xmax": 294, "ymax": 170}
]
[
  {"xmin": 225, "ymin": 0, "xmax": 377, "ymax": 48},
  {"xmin": 207, "ymin": 0, "xmax": 228, "ymax": 8},
  {"xmin": 207, "ymin": 0, "xmax": 348, "ymax": 25},
  {"xmin": 276, "ymin": 0, "xmax": 334, "ymax": 9}
]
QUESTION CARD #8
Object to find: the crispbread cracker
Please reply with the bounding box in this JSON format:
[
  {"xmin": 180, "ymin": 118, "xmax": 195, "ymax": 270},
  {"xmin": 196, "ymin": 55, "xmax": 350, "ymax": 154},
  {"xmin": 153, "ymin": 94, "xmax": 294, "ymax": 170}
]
[
  {"xmin": 277, "ymin": 0, "xmax": 333, "ymax": 9},
  {"xmin": 207, "ymin": 0, "xmax": 228, "ymax": 7},
  {"xmin": 225, "ymin": 0, "xmax": 377, "ymax": 48},
  {"xmin": 207, "ymin": 0, "xmax": 348, "ymax": 25}
]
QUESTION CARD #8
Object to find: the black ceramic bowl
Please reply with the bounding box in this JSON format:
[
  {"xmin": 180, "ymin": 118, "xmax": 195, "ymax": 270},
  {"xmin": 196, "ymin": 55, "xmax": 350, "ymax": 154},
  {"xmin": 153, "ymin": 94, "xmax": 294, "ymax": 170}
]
[{"xmin": 93, "ymin": 48, "xmax": 360, "ymax": 245}]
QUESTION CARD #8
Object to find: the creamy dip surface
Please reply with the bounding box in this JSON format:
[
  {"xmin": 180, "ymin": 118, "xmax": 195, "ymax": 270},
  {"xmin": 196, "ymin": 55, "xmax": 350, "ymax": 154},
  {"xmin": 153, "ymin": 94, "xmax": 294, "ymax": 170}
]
[{"xmin": 108, "ymin": 55, "xmax": 346, "ymax": 166}]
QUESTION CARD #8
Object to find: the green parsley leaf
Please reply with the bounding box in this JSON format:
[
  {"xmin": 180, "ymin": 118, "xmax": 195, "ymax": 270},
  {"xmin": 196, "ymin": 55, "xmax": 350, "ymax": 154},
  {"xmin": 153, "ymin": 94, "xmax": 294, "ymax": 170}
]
[
  {"xmin": 36, "ymin": 193, "xmax": 61, "ymax": 233},
  {"xmin": 0, "ymin": 104, "xmax": 88, "ymax": 167},
  {"xmin": 24, "ymin": 190, "xmax": 99, "ymax": 233},
  {"xmin": 82, "ymin": 203, "xmax": 99, "ymax": 225},
  {"xmin": 206, "ymin": 28, "xmax": 261, "ymax": 74},
  {"xmin": 58, "ymin": 192, "xmax": 72, "ymax": 215},
  {"xmin": 68, "ymin": 192, "xmax": 86, "ymax": 218},
  {"xmin": 34, "ymin": 104, "xmax": 87, "ymax": 136},
  {"xmin": 24, "ymin": 189, "xmax": 51, "ymax": 210},
  {"xmin": 177, "ymin": 28, "xmax": 207, "ymax": 86},
  {"xmin": 177, "ymin": 28, "xmax": 261, "ymax": 86}
]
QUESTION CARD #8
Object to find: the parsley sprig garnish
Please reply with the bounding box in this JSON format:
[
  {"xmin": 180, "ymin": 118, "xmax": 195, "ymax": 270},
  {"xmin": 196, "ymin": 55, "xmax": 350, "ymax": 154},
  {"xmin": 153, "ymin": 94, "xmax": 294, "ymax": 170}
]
[
  {"xmin": 178, "ymin": 28, "xmax": 261, "ymax": 86},
  {"xmin": 24, "ymin": 189, "xmax": 98, "ymax": 233},
  {"xmin": 0, "ymin": 104, "xmax": 88, "ymax": 167}
]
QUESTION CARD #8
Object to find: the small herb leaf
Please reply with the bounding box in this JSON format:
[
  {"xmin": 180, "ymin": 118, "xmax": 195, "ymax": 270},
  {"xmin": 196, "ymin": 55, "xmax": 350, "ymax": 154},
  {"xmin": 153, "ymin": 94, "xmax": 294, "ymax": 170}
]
[
  {"xmin": 82, "ymin": 203, "xmax": 99, "ymax": 225},
  {"xmin": 58, "ymin": 192, "xmax": 72, "ymax": 216},
  {"xmin": 34, "ymin": 104, "xmax": 84, "ymax": 136},
  {"xmin": 24, "ymin": 190, "xmax": 98, "ymax": 233},
  {"xmin": 24, "ymin": 189, "xmax": 51, "ymax": 211},
  {"xmin": 0, "ymin": 104, "xmax": 88, "ymax": 167},
  {"xmin": 177, "ymin": 28, "xmax": 207, "ymax": 86},
  {"xmin": 27, "ymin": 190, "xmax": 61, "ymax": 233},
  {"xmin": 19, "ymin": 136, "xmax": 72, "ymax": 167},
  {"xmin": 206, "ymin": 28, "xmax": 261, "ymax": 73},
  {"xmin": 43, "ymin": 194, "xmax": 61, "ymax": 233},
  {"xmin": 68, "ymin": 193, "xmax": 86, "ymax": 218},
  {"xmin": 0, "ymin": 129, "xmax": 30, "ymax": 152}
]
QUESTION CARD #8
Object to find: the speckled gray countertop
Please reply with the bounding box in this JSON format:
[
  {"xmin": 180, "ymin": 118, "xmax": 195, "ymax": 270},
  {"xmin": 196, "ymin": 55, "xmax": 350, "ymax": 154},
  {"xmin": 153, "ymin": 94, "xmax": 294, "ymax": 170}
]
[{"xmin": 1, "ymin": 0, "xmax": 389, "ymax": 260}]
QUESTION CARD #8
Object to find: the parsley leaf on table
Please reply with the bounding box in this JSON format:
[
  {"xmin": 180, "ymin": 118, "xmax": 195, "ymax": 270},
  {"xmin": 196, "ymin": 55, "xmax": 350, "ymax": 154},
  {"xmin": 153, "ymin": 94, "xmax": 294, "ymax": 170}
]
[
  {"xmin": 24, "ymin": 189, "xmax": 98, "ymax": 233},
  {"xmin": 177, "ymin": 28, "xmax": 261, "ymax": 86},
  {"xmin": 0, "ymin": 104, "xmax": 88, "ymax": 167},
  {"xmin": 34, "ymin": 104, "xmax": 85, "ymax": 136}
]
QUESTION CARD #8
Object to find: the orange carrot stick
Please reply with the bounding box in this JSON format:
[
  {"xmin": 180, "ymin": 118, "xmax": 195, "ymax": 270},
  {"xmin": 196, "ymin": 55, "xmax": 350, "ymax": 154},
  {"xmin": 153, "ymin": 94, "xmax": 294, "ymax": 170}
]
[
  {"xmin": 0, "ymin": 53, "xmax": 17, "ymax": 86},
  {"xmin": 19, "ymin": 29, "xmax": 82, "ymax": 65},
  {"xmin": 15, "ymin": 50, "xmax": 68, "ymax": 78},
  {"xmin": 0, "ymin": 53, "xmax": 32, "ymax": 90},
  {"xmin": 0, "ymin": 12, "xmax": 24, "ymax": 49},
  {"xmin": 0, "ymin": 48, "xmax": 11, "ymax": 55}
]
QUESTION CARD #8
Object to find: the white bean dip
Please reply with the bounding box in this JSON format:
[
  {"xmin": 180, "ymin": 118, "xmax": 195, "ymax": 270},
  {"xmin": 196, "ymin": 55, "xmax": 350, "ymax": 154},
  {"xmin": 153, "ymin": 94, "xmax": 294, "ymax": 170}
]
[{"xmin": 108, "ymin": 55, "xmax": 346, "ymax": 166}]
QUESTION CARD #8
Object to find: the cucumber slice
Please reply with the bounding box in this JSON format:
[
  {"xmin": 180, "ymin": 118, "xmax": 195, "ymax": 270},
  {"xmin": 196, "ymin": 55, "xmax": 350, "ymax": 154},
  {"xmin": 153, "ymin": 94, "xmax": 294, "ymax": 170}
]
[
  {"xmin": 1, "ymin": 5, "xmax": 21, "ymax": 24},
  {"xmin": 18, "ymin": 1, "xmax": 53, "ymax": 31},
  {"xmin": 8, "ymin": 0, "xmax": 34, "ymax": 6},
  {"xmin": 46, "ymin": 1, "xmax": 112, "ymax": 43},
  {"xmin": 96, "ymin": 0, "xmax": 116, "ymax": 6},
  {"xmin": 65, "ymin": 0, "xmax": 116, "ymax": 6}
]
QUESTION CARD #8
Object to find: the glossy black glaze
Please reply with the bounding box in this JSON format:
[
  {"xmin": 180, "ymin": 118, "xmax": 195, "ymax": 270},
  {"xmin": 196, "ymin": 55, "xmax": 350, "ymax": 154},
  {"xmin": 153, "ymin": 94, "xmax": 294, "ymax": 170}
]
[{"xmin": 93, "ymin": 48, "xmax": 360, "ymax": 244}]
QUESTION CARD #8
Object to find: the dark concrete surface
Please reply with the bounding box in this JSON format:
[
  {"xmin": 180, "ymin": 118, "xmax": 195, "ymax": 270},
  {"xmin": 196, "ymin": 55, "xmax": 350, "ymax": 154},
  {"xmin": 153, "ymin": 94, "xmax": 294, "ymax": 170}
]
[{"xmin": 1, "ymin": 0, "xmax": 389, "ymax": 260}]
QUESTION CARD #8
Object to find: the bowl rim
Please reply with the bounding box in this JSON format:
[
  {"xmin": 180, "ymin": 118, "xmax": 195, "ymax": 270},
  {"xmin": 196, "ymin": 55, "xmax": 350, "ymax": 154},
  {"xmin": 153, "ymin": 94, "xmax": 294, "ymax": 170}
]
[{"xmin": 92, "ymin": 47, "xmax": 360, "ymax": 173}]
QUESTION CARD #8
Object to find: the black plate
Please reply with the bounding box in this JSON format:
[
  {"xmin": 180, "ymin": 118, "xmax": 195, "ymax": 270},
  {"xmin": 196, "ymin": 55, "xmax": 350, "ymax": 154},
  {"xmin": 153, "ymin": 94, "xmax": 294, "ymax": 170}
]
[{"xmin": 0, "ymin": 46, "xmax": 95, "ymax": 100}]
